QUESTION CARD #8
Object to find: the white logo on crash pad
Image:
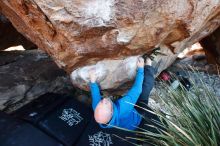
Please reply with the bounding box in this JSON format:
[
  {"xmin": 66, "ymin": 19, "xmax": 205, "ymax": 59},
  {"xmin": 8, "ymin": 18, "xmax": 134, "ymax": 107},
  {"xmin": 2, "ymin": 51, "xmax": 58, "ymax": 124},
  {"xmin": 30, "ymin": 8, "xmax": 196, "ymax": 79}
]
[
  {"xmin": 59, "ymin": 108, "xmax": 83, "ymax": 126},
  {"xmin": 89, "ymin": 131, "xmax": 113, "ymax": 146}
]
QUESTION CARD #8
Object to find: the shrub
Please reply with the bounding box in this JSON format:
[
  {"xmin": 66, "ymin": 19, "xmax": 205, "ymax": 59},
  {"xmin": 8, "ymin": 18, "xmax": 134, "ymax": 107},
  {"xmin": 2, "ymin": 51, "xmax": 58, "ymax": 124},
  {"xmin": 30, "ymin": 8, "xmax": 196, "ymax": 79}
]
[{"xmin": 136, "ymin": 71, "xmax": 220, "ymax": 146}]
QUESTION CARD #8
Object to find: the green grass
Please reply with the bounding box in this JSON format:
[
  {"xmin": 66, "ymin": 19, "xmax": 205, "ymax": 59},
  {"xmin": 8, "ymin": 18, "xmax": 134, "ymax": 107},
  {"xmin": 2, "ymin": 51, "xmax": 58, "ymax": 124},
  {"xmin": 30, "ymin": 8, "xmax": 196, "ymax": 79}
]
[{"xmin": 135, "ymin": 71, "xmax": 220, "ymax": 146}]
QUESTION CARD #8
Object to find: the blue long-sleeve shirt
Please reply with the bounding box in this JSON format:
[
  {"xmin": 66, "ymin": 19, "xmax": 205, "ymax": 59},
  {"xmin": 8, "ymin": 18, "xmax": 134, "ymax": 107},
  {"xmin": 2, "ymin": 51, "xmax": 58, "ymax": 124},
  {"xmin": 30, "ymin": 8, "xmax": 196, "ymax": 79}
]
[{"xmin": 89, "ymin": 68, "xmax": 144, "ymax": 130}]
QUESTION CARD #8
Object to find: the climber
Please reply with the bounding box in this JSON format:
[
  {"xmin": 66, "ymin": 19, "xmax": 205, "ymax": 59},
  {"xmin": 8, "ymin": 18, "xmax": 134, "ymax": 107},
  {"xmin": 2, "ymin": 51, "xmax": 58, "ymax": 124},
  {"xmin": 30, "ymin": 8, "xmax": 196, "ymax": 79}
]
[{"xmin": 89, "ymin": 56, "xmax": 159, "ymax": 131}]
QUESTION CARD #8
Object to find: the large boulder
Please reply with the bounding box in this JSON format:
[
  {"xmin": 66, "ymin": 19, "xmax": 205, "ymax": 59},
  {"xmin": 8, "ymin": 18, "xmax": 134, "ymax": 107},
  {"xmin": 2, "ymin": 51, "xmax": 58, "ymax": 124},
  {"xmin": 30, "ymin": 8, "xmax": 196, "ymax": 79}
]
[{"xmin": 0, "ymin": 0, "xmax": 220, "ymax": 90}]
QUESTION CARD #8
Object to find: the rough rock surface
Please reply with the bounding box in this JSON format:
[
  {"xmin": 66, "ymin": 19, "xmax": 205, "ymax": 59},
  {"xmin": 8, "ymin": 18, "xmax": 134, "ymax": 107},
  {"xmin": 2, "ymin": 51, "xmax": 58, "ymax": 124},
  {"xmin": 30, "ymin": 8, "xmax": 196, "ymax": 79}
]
[
  {"xmin": 0, "ymin": 13, "xmax": 36, "ymax": 50},
  {"xmin": 0, "ymin": 50, "xmax": 75, "ymax": 113},
  {"xmin": 71, "ymin": 46, "xmax": 177, "ymax": 90},
  {"xmin": 0, "ymin": 0, "xmax": 220, "ymax": 90}
]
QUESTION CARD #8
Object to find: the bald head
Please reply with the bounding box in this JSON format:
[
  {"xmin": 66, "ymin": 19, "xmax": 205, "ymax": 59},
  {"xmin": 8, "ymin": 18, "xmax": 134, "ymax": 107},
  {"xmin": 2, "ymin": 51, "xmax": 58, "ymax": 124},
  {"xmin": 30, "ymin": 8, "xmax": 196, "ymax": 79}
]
[{"xmin": 94, "ymin": 98, "xmax": 113, "ymax": 124}]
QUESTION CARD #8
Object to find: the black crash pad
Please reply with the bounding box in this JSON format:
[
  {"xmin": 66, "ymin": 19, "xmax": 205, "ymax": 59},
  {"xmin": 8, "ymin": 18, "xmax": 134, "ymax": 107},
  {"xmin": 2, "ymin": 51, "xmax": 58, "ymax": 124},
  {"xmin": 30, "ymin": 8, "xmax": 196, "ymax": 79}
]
[
  {"xmin": 0, "ymin": 111, "xmax": 63, "ymax": 146},
  {"xmin": 13, "ymin": 93, "xmax": 68, "ymax": 124},
  {"xmin": 38, "ymin": 97, "xmax": 93, "ymax": 146}
]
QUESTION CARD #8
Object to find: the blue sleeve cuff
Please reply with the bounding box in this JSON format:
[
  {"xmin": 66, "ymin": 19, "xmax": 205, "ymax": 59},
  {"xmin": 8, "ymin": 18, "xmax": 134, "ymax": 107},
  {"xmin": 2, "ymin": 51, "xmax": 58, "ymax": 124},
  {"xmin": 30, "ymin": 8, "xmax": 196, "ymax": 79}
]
[
  {"xmin": 89, "ymin": 82, "xmax": 98, "ymax": 87},
  {"xmin": 137, "ymin": 67, "xmax": 144, "ymax": 73}
]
